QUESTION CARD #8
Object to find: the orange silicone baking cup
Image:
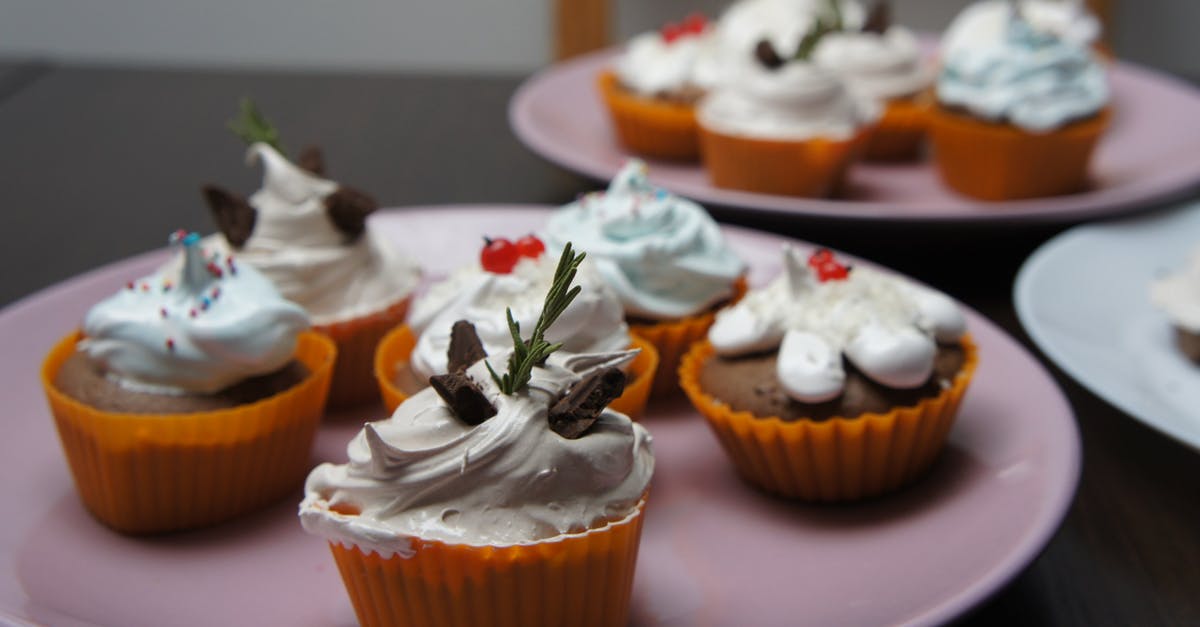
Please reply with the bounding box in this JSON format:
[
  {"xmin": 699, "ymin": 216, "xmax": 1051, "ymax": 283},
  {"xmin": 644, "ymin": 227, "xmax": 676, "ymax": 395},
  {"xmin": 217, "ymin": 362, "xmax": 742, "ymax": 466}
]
[
  {"xmin": 597, "ymin": 70, "xmax": 700, "ymax": 161},
  {"xmin": 698, "ymin": 123, "xmax": 869, "ymax": 197},
  {"xmin": 863, "ymin": 96, "xmax": 931, "ymax": 162},
  {"xmin": 325, "ymin": 499, "xmax": 646, "ymax": 627},
  {"xmin": 41, "ymin": 330, "xmax": 336, "ymax": 534},
  {"xmin": 373, "ymin": 325, "xmax": 659, "ymax": 419},
  {"xmin": 679, "ymin": 336, "xmax": 979, "ymax": 501},
  {"xmin": 928, "ymin": 106, "xmax": 1111, "ymax": 200},
  {"xmin": 315, "ymin": 296, "xmax": 411, "ymax": 409},
  {"xmin": 630, "ymin": 276, "xmax": 747, "ymax": 397}
]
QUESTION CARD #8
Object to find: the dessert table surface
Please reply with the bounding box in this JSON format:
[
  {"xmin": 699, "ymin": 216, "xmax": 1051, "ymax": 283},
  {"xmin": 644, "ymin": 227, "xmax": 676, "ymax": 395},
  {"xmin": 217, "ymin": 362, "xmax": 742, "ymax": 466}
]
[{"xmin": 0, "ymin": 59, "xmax": 1197, "ymax": 626}]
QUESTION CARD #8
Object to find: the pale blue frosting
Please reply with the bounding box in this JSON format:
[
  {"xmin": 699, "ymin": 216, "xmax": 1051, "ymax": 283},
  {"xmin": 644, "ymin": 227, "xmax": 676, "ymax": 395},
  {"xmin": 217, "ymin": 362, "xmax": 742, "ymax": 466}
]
[
  {"xmin": 81, "ymin": 231, "xmax": 310, "ymax": 394},
  {"xmin": 937, "ymin": 15, "xmax": 1108, "ymax": 132},
  {"xmin": 543, "ymin": 160, "xmax": 745, "ymax": 320}
]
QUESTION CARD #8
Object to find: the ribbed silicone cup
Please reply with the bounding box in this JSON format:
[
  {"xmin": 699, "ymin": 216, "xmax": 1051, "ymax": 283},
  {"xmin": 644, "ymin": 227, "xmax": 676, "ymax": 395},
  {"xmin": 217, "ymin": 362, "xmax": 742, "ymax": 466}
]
[
  {"xmin": 928, "ymin": 106, "xmax": 1111, "ymax": 200},
  {"xmin": 315, "ymin": 296, "xmax": 411, "ymax": 409},
  {"xmin": 373, "ymin": 326, "xmax": 659, "ymax": 420},
  {"xmin": 597, "ymin": 70, "xmax": 700, "ymax": 161},
  {"xmin": 863, "ymin": 96, "xmax": 931, "ymax": 162},
  {"xmin": 326, "ymin": 500, "xmax": 646, "ymax": 627},
  {"xmin": 629, "ymin": 276, "xmax": 747, "ymax": 397},
  {"xmin": 679, "ymin": 336, "xmax": 979, "ymax": 502},
  {"xmin": 698, "ymin": 124, "xmax": 868, "ymax": 197},
  {"xmin": 42, "ymin": 330, "xmax": 336, "ymax": 534}
]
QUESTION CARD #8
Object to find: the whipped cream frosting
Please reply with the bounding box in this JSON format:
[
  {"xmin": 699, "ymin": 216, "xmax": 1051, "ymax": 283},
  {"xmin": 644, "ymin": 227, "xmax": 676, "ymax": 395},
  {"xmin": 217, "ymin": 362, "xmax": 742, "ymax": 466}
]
[
  {"xmin": 708, "ymin": 246, "xmax": 966, "ymax": 402},
  {"xmin": 1151, "ymin": 250, "xmax": 1200, "ymax": 332},
  {"xmin": 941, "ymin": 0, "xmax": 1101, "ymax": 55},
  {"xmin": 406, "ymin": 253, "xmax": 630, "ymax": 381},
  {"xmin": 813, "ymin": 26, "xmax": 933, "ymax": 102},
  {"xmin": 211, "ymin": 143, "xmax": 419, "ymax": 325},
  {"xmin": 615, "ymin": 29, "xmax": 724, "ymax": 97},
  {"xmin": 300, "ymin": 350, "xmax": 654, "ymax": 554},
  {"xmin": 543, "ymin": 161, "xmax": 745, "ymax": 320},
  {"xmin": 698, "ymin": 58, "xmax": 878, "ymax": 140},
  {"xmin": 81, "ymin": 231, "xmax": 309, "ymax": 395}
]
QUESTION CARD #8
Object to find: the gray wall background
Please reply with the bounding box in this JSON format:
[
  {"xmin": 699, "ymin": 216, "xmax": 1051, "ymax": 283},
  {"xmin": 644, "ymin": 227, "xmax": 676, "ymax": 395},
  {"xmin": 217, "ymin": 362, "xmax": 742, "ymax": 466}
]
[{"xmin": 0, "ymin": 1, "xmax": 1193, "ymax": 78}]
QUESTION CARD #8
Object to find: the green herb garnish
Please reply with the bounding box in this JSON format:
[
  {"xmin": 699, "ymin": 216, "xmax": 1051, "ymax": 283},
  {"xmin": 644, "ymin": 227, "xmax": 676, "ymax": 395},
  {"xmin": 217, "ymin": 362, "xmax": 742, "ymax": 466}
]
[
  {"xmin": 486, "ymin": 243, "xmax": 586, "ymax": 395},
  {"xmin": 227, "ymin": 98, "xmax": 284, "ymax": 152},
  {"xmin": 795, "ymin": 0, "xmax": 845, "ymax": 61}
]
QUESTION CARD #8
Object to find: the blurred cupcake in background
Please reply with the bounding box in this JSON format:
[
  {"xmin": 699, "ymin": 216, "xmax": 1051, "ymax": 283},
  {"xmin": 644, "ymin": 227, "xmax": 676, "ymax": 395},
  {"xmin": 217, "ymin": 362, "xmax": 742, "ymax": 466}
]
[
  {"xmin": 203, "ymin": 101, "xmax": 420, "ymax": 407},
  {"xmin": 598, "ymin": 12, "xmax": 720, "ymax": 161},
  {"xmin": 940, "ymin": 0, "xmax": 1104, "ymax": 57},
  {"xmin": 696, "ymin": 3, "xmax": 878, "ymax": 198},
  {"xmin": 930, "ymin": 4, "xmax": 1110, "ymax": 200},
  {"xmin": 812, "ymin": 1, "xmax": 935, "ymax": 161}
]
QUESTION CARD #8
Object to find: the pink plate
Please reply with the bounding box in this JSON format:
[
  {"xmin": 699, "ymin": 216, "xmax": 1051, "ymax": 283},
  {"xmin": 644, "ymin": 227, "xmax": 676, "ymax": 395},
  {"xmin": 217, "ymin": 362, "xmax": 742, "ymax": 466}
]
[
  {"xmin": 510, "ymin": 49, "xmax": 1200, "ymax": 223},
  {"xmin": 0, "ymin": 207, "xmax": 1079, "ymax": 626}
]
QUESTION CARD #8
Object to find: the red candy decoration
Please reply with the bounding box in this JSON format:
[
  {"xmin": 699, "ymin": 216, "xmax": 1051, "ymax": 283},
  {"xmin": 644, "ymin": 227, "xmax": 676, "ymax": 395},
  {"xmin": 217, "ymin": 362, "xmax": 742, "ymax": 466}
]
[
  {"xmin": 808, "ymin": 248, "xmax": 851, "ymax": 282},
  {"xmin": 481, "ymin": 237, "xmax": 520, "ymax": 274},
  {"xmin": 661, "ymin": 12, "xmax": 707, "ymax": 43},
  {"xmin": 515, "ymin": 234, "xmax": 546, "ymax": 259}
]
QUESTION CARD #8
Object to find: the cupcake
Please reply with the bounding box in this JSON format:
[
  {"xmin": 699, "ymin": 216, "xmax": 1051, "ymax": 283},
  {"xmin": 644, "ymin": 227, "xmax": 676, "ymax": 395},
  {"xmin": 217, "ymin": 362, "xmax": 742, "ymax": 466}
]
[
  {"xmin": 203, "ymin": 103, "xmax": 419, "ymax": 407},
  {"xmin": 375, "ymin": 237, "xmax": 658, "ymax": 417},
  {"xmin": 929, "ymin": 5, "xmax": 1110, "ymax": 200},
  {"xmin": 679, "ymin": 246, "xmax": 977, "ymax": 501},
  {"xmin": 599, "ymin": 12, "xmax": 721, "ymax": 161},
  {"xmin": 812, "ymin": 1, "xmax": 935, "ymax": 161},
  {"xmin": 42, "ymin": 230, "xmax": 336, "ymax": 533},
  {"xmin": 302, "ymin": 245, "xmax": 654, "ymax": 627},
  {"xmin": 696, "ymin": 15, "xmax": 878, "ymax": 197},
  {"xmin": 544, "ymin": 161, "xmax": 746, "ymax": 395},
  {"xmin": 1150, "ymin": 249, "xmax": 1200, "ymax": 363}
]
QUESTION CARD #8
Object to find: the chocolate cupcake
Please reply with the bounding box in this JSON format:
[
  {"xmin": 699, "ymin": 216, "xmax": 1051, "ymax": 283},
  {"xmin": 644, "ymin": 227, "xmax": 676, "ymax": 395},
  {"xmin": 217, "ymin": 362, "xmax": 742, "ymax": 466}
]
[
  {"xmin": 42, "ymin": 230, "xmax": 336, "ymax": 533},
  {"xmin": 680, "ymin": 245, "xmax": 977, "ymax": 501}
]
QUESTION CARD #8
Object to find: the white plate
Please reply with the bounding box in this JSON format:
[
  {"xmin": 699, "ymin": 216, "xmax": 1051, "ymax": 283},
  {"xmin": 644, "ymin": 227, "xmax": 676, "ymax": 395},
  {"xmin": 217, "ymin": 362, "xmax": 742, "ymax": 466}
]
[{"xmin": 1015, "ymin": 201, "xmax": 1200, "ymax": 450}]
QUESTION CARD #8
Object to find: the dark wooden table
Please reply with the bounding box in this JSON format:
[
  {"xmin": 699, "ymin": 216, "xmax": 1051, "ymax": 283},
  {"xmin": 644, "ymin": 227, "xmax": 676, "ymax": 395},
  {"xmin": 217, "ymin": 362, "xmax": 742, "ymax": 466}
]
[{"xmin": 1, "ymin": 62, "xmax": 1197, "ymax": 626}]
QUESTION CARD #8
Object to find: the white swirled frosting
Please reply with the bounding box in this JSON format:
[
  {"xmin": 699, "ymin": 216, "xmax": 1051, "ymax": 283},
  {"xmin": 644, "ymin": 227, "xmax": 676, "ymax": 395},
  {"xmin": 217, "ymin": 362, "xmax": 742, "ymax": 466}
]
[
  {"xmin": 1150, "ymin": 250, "xmax": 1200, "ymax": 332},
  {"xmin": 80, "ymin": 232, "xmax": 309, "ymax": 394},
  {"xmin": 938, "ymin": 8, "xmax": 1108, "ymax": 132},
  {"xmin": 698, "ymin": 58, "xmax": 878, "ymax": 141},
  {"xmin": 941, "ymin": 0, "xmax": 1101, "ymax": 55},
  {"xmin": 708, "ymin": 246, "xmax": 966, "ymax": 403},
  {"xmin": 543, "ymin": 161, "xmax": 745, "ymax": 320},
  {"xmin": 615, "ymin": 28, "xmax": 723, "ymax": 97},
  {"xmin": 300, "ymin": 350, "xmax": 654, "ymax": 555},
  {"xmin": 407, "ymin": 253, "xmax": 630, "ymax": 381},
  {"xmin": 715, "ymin": 0, "xmax": 865, "ymax": 71},
  {"xmin": 813, "ymin": 26, "xmax": 933, "ymax": 102},
  {"xmin": 210, "ymin": 143, "xmax": 419, "ymax": 326}
]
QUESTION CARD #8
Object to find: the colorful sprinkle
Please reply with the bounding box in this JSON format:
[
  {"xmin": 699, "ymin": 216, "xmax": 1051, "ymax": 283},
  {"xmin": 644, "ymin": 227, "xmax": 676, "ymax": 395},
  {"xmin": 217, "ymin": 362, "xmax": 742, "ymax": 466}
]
[
  {"xmin": 189, "ymin": 309, "xmax": 197, "ymax": 318},
  {"xmin": 159, "ymin": 307, "xmax": 168, "ymax": 318},
  {"xmin": 211, "ymin": 287, "xmax": 221, "ymax": 299},
  {"xmin": 140, "ymin": 283, "xmax": 150, "ymax": 292},
  {"xmin": 205, "ymin": 262, "xmax": 224, "ymax": 278},
  {"xmin": 125, "ymin": 281, "xmax": 135, "ymax": 290},
  {"xmin": 162, "ymin": 280, "xmax": 173, "ymax": 292},
  {"xmin": 165, "ymin": 338, "xmax": 175, "ymax": 351}
]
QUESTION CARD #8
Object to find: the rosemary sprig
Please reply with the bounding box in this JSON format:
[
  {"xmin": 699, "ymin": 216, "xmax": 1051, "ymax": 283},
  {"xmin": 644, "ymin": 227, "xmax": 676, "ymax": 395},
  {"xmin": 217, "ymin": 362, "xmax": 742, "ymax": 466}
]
[
  {"xmin": 486, "ymin": 243, "xmax": 586, "ymax": 395},
  {"xmin": 227, "ymin": 98, "xmax": 284, "ymax": 152},
  {"xmin": 795, "ymin": 0, "xmax": 845, "ymax": 61}
]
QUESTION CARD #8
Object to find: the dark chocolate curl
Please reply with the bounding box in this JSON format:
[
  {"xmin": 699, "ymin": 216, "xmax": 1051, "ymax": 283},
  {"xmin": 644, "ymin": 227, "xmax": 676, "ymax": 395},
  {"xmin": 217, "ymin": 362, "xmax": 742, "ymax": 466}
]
[
  {"xmin": 548, "ymin": 367, "xmax": 626, "ymax": 439},
  {"xmin": 430, "ymin": 373, "xmax": 496, "ymax": 426},
  {"xmin": 324, "ymin": 186, "xmax": 379, "ymax": 241},
  {"xmin": 862, "ymin": 0, "xmax": 891, "ymax": 35},
  {"xmin": 297, "ymin": 145, "xmax": 326, "ymax": 176},
  {"xmin": 754, "ymin": 39, "xmax": 785, "ymax": 70},
  {"xmin": 448, "ymin": 320, "xmax": 488, "ymax": 373},
  {"xmin": 202, "ymin": 185, "xmax": 256, "ymax": 248}
]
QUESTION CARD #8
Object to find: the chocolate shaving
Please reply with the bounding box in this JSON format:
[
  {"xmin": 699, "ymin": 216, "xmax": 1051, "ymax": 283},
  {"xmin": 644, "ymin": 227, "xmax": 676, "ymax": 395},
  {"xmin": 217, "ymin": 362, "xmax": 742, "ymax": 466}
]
[
  {"xmin": 201, "ymin": 185, "xmax": 256, "ymax": 248},
  {"xmin": 862, "ymin": 1, "xmax": 891, "ymax": 35},
  {"xmin": 430, "ymin": 372, "xmax": 496, "ymax": 426},
  {"xmin": 448, "ymin": 320, "xmax": 488, "ymax": 373},
  {"xmin": 754, "ymin": 39, "xmax": 785, "ymax": 70},
  {"xmin": 324, "ymin": 186, "xmax": 378, "ymax": 242},
  {"xmin": 297, "ymin": 145, "xmax": 326, "ymax": 176},
  {"xmin": 548, "ymin": 367, "xmax": 626, "ymax": 439}
]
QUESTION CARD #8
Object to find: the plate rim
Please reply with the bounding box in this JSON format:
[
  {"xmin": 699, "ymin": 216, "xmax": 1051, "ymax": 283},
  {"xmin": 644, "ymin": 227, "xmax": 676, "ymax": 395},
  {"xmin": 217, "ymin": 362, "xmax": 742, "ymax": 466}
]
[{"xmin": 509, "ymin": 47, "xmax": 1200, "ymax": 225}]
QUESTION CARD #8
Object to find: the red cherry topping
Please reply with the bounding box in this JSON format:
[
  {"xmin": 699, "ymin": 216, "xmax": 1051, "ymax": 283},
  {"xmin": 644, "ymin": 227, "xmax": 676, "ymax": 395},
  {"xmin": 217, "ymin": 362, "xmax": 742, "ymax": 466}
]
[
  {"xmin": 683, "ymin": 13, "xmax": 708, "ymax": 34},
  {"xmin": 481, "ymin": 237, "xmax": 520, "ymax": 274},
  {"xmin": 807, "ymin": 248, "xmax": 851, "ymax": 282},
  {"xmin": 515, "ymin": 234, "xmax": 546, "ymax": 259},
  {"xmin": 661, "ymin": 22, "xmax": 684, "ymax": 44}
]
